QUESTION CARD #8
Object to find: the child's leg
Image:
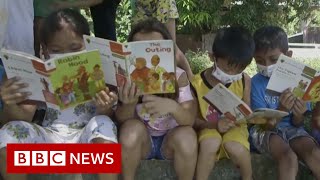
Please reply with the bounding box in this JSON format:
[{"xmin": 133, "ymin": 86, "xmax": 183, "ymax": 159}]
[
  {"xmin": 79, "ymin": 115, "xmax": 119, "ymax": 180},
  {"xmin": 196, "ymin": 129, "xmax": 222, "ymax": 180},
  {"xmin": 119, "ymin": 119, "xmax": 151, "ymax": 180},
  {"xmin": 0, "ymin": 121, "xmax": 52, "ymax": 180},
  {"xmin": 269, "ymin": 134, "xmax": 298, "ymax": 180},
  {"xmin": 0, "ymin": 148, "xmax": 27, "ymax": 180},
  {"xmin": 161, "ymin": 126, "xmax": 197, "ymax": 180},
  {"xmin": 223, "ymin": 125, "xmax": 251, "ymax": 180},
  {"xmin": 224, "ymin": 142, "xmax": 252, "ymax": 180},
  {"xmin": 290, "ymin": 135, "xmax": 320, "ymax": 179},
  {"xmin": 91, "ymin": 138, "xmax": 118, "ymax": 180},
  {"xmin": 250, "ymin": 126, "xmax": 298, "ymax": 180}
]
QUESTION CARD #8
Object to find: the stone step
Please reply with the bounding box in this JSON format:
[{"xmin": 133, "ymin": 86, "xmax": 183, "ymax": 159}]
[{"xmin": 3, "ymin": 154, "xmax": 314, "ymax": 180}]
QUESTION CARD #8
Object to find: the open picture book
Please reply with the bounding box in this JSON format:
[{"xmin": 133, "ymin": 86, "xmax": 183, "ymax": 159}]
[
  {"xmin": 0, "ymin": 49, "xmax": 105, "ymax": 110},
  {"xmin": 84, "ymin": 35, "xmax": 176, "ymax": 94},
  {"xmin": 203, "ymin": 83, "xmax": 289, "ymax": 124},
  {"xmin": 266, "ymin": 54, "xmax": 320, "ymax": 102}
]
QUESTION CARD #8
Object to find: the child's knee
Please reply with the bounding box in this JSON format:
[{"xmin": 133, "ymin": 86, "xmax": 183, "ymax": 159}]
[
  {"xmin": 199, "ymin": 138, "xmax": 221, "ymax": 156},
  {"xmin": 224, "ymin": 141, "xmax": 249, "ymax": 158},
  {"xmin": 119, "ymin": 119, "xmax": 148, "ymax": 149},
  {"xmin": 309, "ymin": 145, "xmax": 320, "ymax": 159},
  {"xmin": 171, "ymin": 127, "xmax": 197, "ymax": 155},
  {"xmin": 89, "ymin": 115, "xmax": 114, "ymax": 126}
]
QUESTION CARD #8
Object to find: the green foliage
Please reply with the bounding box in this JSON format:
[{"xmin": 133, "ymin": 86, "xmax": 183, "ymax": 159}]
[
  {"xmin": 185, "ymin": 50, "xmax": 213, "ymax": 74},
  {"xmin": 176, "ymin": 0, "xmax": 222, "ymax": 34},
  {"xmin": 176, "ymin": 0, "xmax": 320, "ymax": 35},
  {"xmin": 186, "ymin": 50, "xmax": 320, "ymax": 77},
  {"xmin": 116, "ymin": 0, "xmax": 132, "ymax": 42}
]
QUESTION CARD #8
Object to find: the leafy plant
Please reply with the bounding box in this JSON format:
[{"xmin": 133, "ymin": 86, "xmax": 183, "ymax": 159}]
[
  {"xmin": 186, "ymin": 50, "xmax": 320, "ymax": 77},
  {"xmin": 176, "ymin": 0, "xmax": 320, "ymax": 35},
  {"xmin": 186, "ymin": 50, "xmax": 213, "ymax": 74},
  {"xmin": 115, "ymin": 0, "xmax": 132, "ymax": 42}
]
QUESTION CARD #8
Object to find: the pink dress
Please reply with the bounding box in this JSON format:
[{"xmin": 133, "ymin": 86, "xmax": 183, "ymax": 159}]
[{"xmin": 136, "ymin": 68, "xmax": 194, "ymax": 136}]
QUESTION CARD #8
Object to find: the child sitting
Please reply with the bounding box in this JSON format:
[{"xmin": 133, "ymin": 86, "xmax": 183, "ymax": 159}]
[
  {"xmin": 249, "ymin": 26, "xmax": 320, "ymax": 180},
  {"xmin": 192, "ymin": 26, "xmax": 254, "ymax": 180},
  {"xmin": 116, "ymin": 18, "xmax": 198, "ymax": 180},
  {"xmin": 0, "ymin": 9, "xmax": 118, "ymax": 180},
  {"xmin": 305, "ymin": 102, "xmax": 320, "ymax": 145}
]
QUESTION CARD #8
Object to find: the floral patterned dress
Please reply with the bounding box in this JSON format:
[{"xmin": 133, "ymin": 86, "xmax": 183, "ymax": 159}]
[
  {"xmin": 131, "ymin": 0, "xmax": 179, "ymax": 24},
  {"xmin": 0, "ymin": 102, "xmax": 117, "ymax": 149}
]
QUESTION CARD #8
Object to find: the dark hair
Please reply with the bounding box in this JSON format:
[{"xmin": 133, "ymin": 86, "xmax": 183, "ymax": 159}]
[
  {"xmin": 212, "ymin": 26, "xmax": 255, "ymax": 69},
  {"xmin": 94, "ymin": 64, "xmax": 100, "ymax": 68},
  {"xmin": 40, "ymin": 9, "xmax": 90, "ymax": 45},
  {"xmin": 254, "ymin": 26, "xmax": 288, "ymax": 53},
  {"xmin": 128, "ymin": 18, "xmax": 172, "ymax": 42},
  {"xmin": 151, "ymin": 73, "xmax": 160, "ymax": 80}
]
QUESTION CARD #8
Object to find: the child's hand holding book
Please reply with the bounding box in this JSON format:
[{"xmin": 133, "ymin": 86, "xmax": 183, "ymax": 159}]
[
  {"xmin": 93, "ymin": 87, "xmax": 118, "ymax": 116},
  {"xmin": 0, "ymin": 76, "xmax": 31, "ymax": 105},
  {"xmin": 278, "ymin": 88, "xmax": 295, "ymax": 112},
  {"xmin": 217, "ymin": 117, "xmax": 236, "ymax": 133}
]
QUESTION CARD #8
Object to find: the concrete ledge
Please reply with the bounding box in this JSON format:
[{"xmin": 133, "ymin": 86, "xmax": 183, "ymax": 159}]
[{"xmin": 25, "ymin": 154, "xmax": 314, "ymax": 180}]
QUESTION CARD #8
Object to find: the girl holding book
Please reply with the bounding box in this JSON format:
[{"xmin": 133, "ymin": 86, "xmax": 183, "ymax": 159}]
[
  {"xmin": 116, "ymin": 18, "xmax": 198, "ymax": 180},
  {"xmin": 0, "ymin": 9, "xmax": 118, "ymax": 180}
]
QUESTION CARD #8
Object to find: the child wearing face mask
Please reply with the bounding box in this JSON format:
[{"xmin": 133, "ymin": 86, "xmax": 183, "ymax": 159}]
[
  {"xmin": 191, "ymin": 27, "xmax": 254, "ymax": 180},
  {"xmin": 249, "ymin": 26, "xmax": 320, "ymax": 180},
  {"xmin": 0, "ymin": 9, "xmax": 118, "ymax": 180}
]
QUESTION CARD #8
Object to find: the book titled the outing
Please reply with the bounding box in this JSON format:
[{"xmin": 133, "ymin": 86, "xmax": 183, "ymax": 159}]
[
  {"xmin": 0, "ymin": 49, "xmax": 105, "ymax": 110},
  {"xmin": 204, "ymin": 83, "xmax": 289, "ymax": 124},
  {"xmin": 266, "ymin": 54, "xmax": 320, "ymax": 102},
  {"xmin": 84, "ymin": 35, "xmax": 176, "ymax": 94}
]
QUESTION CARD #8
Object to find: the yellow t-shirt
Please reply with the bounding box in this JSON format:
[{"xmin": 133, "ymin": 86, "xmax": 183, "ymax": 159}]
[{"xmin": 191, "ymin": 70, "xmax": 245, "ymax": 123}]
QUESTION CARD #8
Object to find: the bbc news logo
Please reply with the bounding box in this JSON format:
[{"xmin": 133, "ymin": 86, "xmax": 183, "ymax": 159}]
[{"xmin": 6, "ymin": 144, "xmax": 121, "ymax": 173}]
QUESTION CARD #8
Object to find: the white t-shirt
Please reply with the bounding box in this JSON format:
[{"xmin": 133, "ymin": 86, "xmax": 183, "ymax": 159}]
[{"xmin": 1, "ymin": 0, "xmax": 34, "ymax": 55}]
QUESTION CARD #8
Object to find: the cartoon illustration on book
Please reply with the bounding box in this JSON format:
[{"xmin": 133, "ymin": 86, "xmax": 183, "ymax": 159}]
[
  {"xmin": 162, "ymin": 72, "xmax": 175, "ymax": 92},
  {"xmin": 267, "ymin": 54, "xmax": 320, "ymax": 102},
  {"xmin": 91, "ymin": 64, "xmax": 105, "ymax": 91},
  {"xmin": 84, "ymin": 35, "xmax": 175, "ymax": 94},
  {"xmin": 131, "ymin": 57, "xmax": 151, "ymax": 91},
  {"xmin": 0, "ymin": 49, "xmax": 105, "ymax": 110},
  {"xmin": 40, "ymin": 77, "xmax": 57, "ymax": 104}
]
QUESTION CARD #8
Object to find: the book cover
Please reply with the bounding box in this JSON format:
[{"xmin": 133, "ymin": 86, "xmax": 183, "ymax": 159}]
[
  {"xmin": 84, "ymin": 35, "xmax": 129, "ymax": 87},
  {"xmin": 128, "ymin": 40, "xmax": 175, "ymax": 94},
  {"xmin": 84, "ymin": 35, "xmax": 176, "ymax": 94},
  {"xmin": 266, "ymin": 54, "xmax": 320, "ymax": 102},
  {"xmin": 204, "ymin": 83, "xmax": 288, "ymax": 124},
  {"xmin": 45, "ymin": 50, "xmax": 105, "ymax": 109},
  {"xmin": 0, "ymin": 49, "xmax": 104, "ymax": 109},
  {"xmin": 0, "ymin": 49, "xmax": 46, "ymax": 103}
]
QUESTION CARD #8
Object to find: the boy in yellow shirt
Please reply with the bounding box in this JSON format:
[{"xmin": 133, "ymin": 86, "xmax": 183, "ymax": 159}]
[{"xmin": 191, "ymin": 26, "xmax": 254, "ymax": 180}]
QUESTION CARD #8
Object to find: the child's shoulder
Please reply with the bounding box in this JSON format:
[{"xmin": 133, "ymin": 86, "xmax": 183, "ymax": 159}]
[
  {"xmin": 176, "ymin": 67, "xmax": 189, "ymax": 87},
  {"xmin": 191, "ymin": 69, "xmax": 208, "ymax": 86},
  {"xmin": 251, "ymin": 73, "xmax": 268, "ymax": 84}
]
